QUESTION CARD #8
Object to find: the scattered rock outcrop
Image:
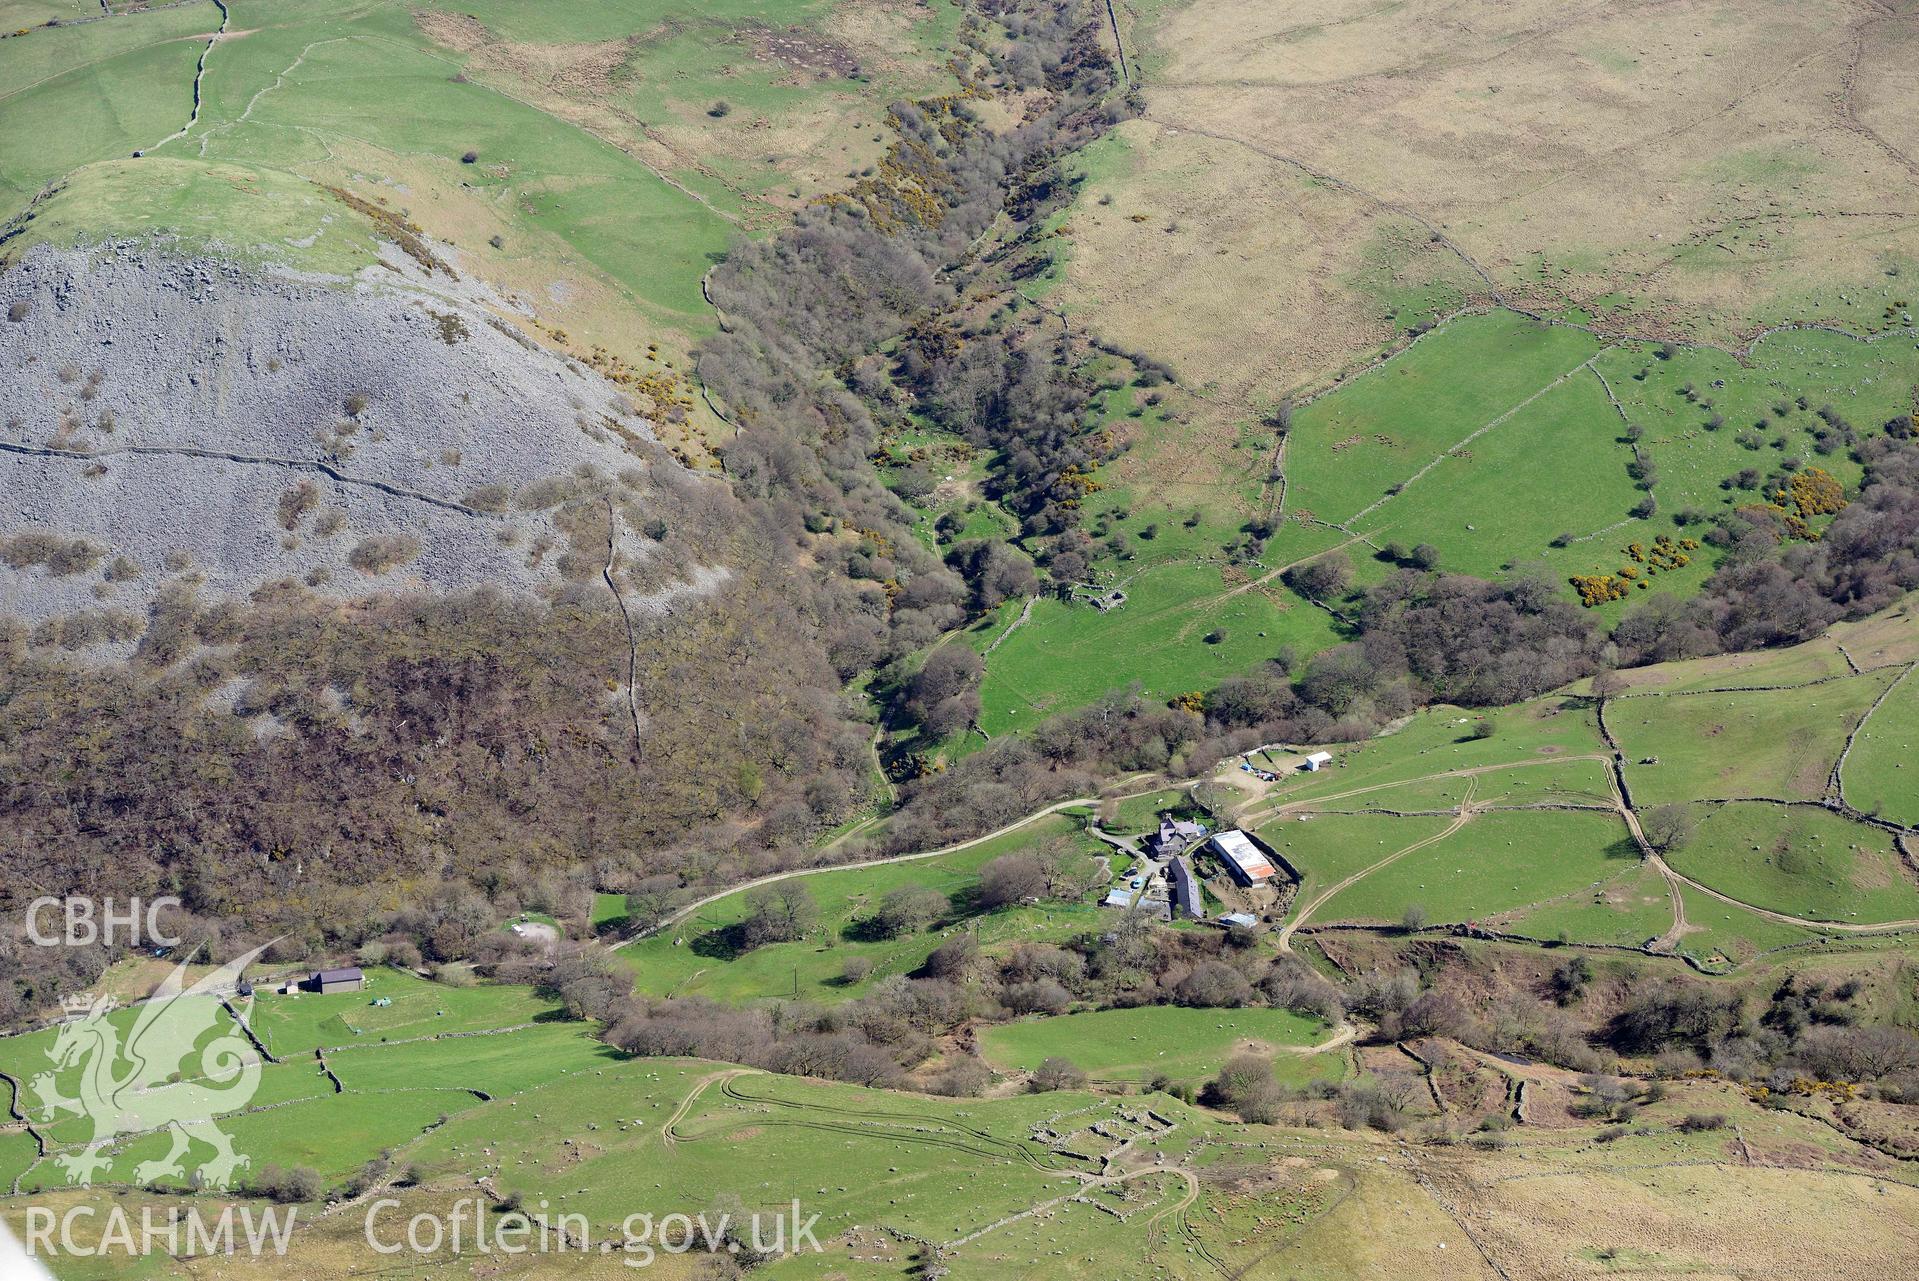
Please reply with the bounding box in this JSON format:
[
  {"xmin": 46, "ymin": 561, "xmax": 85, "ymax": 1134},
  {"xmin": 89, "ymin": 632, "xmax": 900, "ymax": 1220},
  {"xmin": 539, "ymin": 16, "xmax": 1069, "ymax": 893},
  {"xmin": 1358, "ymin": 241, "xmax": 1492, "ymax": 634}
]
[{"xmin": 0, "ymin": 242, "xmax": 680, "ymax": 635}]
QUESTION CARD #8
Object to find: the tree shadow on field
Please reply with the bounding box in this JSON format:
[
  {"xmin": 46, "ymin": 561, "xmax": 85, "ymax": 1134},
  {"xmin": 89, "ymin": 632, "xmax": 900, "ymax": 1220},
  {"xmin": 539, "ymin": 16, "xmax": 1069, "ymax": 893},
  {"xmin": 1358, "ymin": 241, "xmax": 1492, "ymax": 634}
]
[
  {"xmin": 690, "ymin": 922, "xmax": 751, "ymax": 960},
  {"xmin": 1603, "ymin": 835, "xmax": 1641, "ymax": 862},
  {"xmin": 843, "ymin": 891, "xmax": 970, "ymax": 944},
  {"xmin": 946, "ymin": 885, "xmax": 1003, "ymax": 919},
  {"xmin": 839, "ymin": 916, "xmax": 895, "ymax": 944}
]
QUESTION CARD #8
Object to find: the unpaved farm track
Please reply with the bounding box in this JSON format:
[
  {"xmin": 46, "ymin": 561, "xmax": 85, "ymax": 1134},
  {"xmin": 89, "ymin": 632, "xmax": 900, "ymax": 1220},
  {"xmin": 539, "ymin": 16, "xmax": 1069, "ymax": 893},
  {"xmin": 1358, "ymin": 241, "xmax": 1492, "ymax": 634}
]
[
  {"xmin": 1251, "ymin": 722, "xmax": 1919, "ymax": 954},
  {"xmin": 660, "ymin": 1067, "xmax": 757, "ymax": 1147},
  {"xmin": 615, "ymin": 780, "xmax": 1170, "ymax": 948},
  {"xmin": 1276, "ymin": 778, "xmax": 1481, "ymax": 951}
]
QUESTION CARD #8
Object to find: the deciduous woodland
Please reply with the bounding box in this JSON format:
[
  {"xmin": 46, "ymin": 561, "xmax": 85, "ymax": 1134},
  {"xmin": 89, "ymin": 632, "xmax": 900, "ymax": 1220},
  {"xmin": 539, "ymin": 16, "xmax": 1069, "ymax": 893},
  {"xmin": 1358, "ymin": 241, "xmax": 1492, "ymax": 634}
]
[{"xmin": 3, "ymin": 0, "xmax": 1918, "ymax": 1022}]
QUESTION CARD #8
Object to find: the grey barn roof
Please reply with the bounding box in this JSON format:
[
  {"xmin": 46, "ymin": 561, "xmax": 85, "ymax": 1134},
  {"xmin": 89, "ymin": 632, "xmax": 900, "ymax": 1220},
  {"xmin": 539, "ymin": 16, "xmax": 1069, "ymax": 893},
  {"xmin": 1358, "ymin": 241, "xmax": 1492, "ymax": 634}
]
[
  {"xmin": 1168, "ymin": 857, "xmax": 1202, "ymax": 919},
  {"xmin": 311, "ymin": 967, "xmax": 365, "ymax": 984}
]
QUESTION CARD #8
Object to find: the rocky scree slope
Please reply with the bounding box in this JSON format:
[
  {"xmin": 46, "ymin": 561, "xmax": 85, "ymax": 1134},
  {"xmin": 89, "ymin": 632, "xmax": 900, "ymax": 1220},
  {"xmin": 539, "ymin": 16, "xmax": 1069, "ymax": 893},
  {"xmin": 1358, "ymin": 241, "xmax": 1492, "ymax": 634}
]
[{"xmin": 0, "ymin": 242, "xmax": 700, "ymax": 631}]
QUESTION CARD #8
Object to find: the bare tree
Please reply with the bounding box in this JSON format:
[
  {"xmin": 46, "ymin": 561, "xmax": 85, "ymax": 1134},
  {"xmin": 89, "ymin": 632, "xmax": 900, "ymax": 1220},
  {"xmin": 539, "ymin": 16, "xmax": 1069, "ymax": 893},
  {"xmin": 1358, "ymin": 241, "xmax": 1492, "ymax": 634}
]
[
  {"xmin": 743, "ymin": 882, "xmax": 819, "ymax": 948},
  {"xmin": 1640, "ymin": 804, "xmax": 1697, "ymax": 853},
  {"xmin": 1029, "ymin": 1056, "xmax": 1086, "ymax": 1092}
]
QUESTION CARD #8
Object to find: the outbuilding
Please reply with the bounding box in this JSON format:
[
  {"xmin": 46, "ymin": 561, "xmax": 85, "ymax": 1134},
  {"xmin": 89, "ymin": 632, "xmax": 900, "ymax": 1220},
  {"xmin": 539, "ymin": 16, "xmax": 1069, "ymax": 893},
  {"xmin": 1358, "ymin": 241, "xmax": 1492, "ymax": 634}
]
[
  {"xmin": 1167, "ymin": 856, "xmax": 1203, "ymax": 920},
  {"xmin": 306, "ymin": 967, "xmax": 366, "ymax": 995},
  {"xmin": 1302, "ymin": 751, "xmax": 1334, "ymax": 771},
  {"xmin": 1209, "ymin": 830, "xmax": 1277, "ymax": 885}
]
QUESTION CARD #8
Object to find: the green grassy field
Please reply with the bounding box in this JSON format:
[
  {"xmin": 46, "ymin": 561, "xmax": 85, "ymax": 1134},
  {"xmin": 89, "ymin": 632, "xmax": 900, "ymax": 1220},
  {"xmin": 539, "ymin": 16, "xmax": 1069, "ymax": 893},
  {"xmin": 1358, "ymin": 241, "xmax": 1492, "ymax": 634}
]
[
  {"xmin": 407, "ymin": 1060, "xmax": 1132, "ymax": 1247},
  {"xmin": 234, "ymin": 1, "xmax": 726, "ymax": 311},
  {"xmin": 1596, "ymin": 328, "xmax": 1916, "ymax": 509},
  {"xmin": 1586, "ymin": 631, "xmax": 1861, "ymax": 696},
  {"xmin": 0, "ymin": 0, "xmax": 94, "ymax": 30},
  {"xmin": 0, "ymin": 998, "xmax": 247, "ymax": 1125},
  {"xmin": 1272, "ymin": 308, "xmax": 1919, "ymax": 618},
  {"xmin": 1250, "ymin": 698, "xmax": 1608, "ymax": 811},
  {"xmin": 971, "ymin": 561, "xmax": 1342, "ymax": 735},
  {"xmin": 1106, "ymin": 786, "xmax": 1202, "ymax": 834},
  {"xmin": 421, "ymin": 0, "xmax": 965, "ymax": 210},
  {"xmin": 1284, "ymin": 312, "xmax": 1605, "ymax": 527},
  {"xmin": 1499, "ymin": 862, "xmax": 1678, "ymax": 948},
  {"xmin": 32, "ymin": 1055, "xmax": 341, "ymax": 1153},
  {"xmin": 1665, "ymin": 802, "xmax": 1919, "ymax": 925},
  {"xmin": 0, "ymin": 3, "xmax": 222, "ymax": 211},
  {"xmin": 1567, "ymin": 328, "xmax": 1917, "ymax": 613},
  {"xmin": 620, "ymin": 815, "xmax": 1108, "ymax": 1003},
  {"xmin": 977, "ymin": 1005, "xmax": 1334, "ymax": 1084},
  {"xmin": 1311, "ymin": 810, "xmax": 1639, "ymax": 927},
  {"xmin": 1673, "ymin": 885, "xmax": 1823, "ymax": 968},
  {"xmin": 0, "ymin": 1129, "xmax": 35, "ymax": 1194},
  {"xmin": 1610, "ymin": 670, "xmax": 1896, "ymax": 805},
  {"xmin": 1840, "ymin": 664, "xmax": 1919, "ymax": 826},
  {"xmin": 591, "ymin": 891, "xmax": 631, "ymax": 932},
  {"xmin": 19, "ymin": 1089, "xmax": 472, "ymax": 1191},
  {"xmin": 1353, "ymin": 372, "xmax": 1645, "ymax": 581},
  {"xmin": 1258, "ymin": 811, "xmax": 1456, "ymax": 905},
  {"xmin": 0, "ymin": 971, "xmax": 603, "ymax": 1196},
  {"xmin": 1291, "ymin": 757, "xmax": 1615, "ymax": 815},
  {"xmin": 939, "ymin": 1171, "xmax": 1183, "ymax": 1279},
  {"xmin": 242, "ymin": 968, "xmax": 559, "ymax": 1057},
  {"xmin": 326, "ymin": 1021, "xmax": 621, "ymax": 1098}
]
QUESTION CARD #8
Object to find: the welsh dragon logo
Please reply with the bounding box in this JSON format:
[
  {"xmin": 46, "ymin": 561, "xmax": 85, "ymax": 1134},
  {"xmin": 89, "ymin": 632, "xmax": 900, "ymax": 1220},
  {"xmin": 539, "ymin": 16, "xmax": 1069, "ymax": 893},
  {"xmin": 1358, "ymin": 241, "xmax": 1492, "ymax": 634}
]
[{"xmin": 30, "ymin": 943, "xmax": 273, "ymax": 1189}]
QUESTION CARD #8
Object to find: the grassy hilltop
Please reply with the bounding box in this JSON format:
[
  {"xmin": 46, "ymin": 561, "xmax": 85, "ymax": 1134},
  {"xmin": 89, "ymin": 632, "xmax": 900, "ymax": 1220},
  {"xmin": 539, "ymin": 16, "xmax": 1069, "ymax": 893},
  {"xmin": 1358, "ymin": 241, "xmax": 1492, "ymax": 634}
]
[{"xmin": 1, "ymin": 0, "xmax": 968, "ymax": 455}]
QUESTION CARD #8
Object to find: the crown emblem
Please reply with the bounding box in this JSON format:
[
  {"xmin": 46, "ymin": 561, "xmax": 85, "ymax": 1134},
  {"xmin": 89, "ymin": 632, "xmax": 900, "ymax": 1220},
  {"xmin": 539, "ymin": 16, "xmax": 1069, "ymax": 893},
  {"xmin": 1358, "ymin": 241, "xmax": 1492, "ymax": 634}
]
[{"xmin": 39, "ymin": 946, "xmax": 274, "ymax": 1189}]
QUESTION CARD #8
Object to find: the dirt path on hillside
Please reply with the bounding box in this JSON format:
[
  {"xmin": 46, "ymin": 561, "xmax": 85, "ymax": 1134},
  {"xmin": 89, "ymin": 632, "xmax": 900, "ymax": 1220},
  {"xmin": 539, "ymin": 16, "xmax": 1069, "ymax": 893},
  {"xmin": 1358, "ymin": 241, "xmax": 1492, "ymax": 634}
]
[
  {"xmin": 1649, "ymin": 853, "xmax": 1919, "ymax": 935},
  {"xmin": 1588, "ymin": 739, "xmax": 1691, "ymax": 953},
  {"xmin": 1276, "ymin": 780, "xmax": 1480, "ymax": 951},
  {"xmin": 615, "ymin": 779, "xmax": 1168, "ymax": 949},
  {"xmin": 1236, "ymin": 753, "xmax": 1613, "ymax": 828},
  {"xmin": 1345, "ymin": 352, "xmax": 1607, "ymax": 528},
  {"xmin": 660, "ymin": 1067, "xmax": 758, "ymax": 1147}
]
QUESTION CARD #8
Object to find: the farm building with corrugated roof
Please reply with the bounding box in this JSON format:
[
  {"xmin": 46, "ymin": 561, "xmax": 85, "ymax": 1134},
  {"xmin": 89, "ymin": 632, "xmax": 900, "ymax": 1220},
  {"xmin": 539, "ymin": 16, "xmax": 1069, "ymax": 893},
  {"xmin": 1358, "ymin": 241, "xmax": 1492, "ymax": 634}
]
[{"xmin": 1210, "ymin": 830, "xmax": 1276, "ymax": 885}]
